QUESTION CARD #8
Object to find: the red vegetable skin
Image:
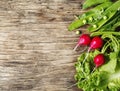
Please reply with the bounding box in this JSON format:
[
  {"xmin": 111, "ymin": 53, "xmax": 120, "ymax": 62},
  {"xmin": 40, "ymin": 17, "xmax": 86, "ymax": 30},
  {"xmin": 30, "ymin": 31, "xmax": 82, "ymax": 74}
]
[
  {"xmin": 90, "ymin": 36, "xmax": 103, "ymax": 49},
  {"xmin": 91, "ymin": 54, "xmax": 105, "ymax": 74},
  {"xmin": 74, "ymin": 34, "xmax": 91, "ymax": 51},
  {"xmin": 94, "ymin": 54, "xmax": 105, "ymax": 67}
]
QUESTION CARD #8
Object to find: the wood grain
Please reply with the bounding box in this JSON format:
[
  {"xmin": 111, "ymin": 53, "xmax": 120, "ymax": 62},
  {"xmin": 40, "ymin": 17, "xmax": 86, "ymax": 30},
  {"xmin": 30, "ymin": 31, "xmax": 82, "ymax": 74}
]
[{"xmin": 0, "ymin": 0, "xmax": 85, "ymax": 91}]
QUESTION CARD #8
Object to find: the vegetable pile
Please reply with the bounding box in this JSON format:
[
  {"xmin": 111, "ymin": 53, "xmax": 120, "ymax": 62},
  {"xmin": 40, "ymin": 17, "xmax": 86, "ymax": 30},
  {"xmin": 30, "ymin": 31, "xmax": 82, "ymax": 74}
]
[{"xmin": 68, "ymin": 0, "xmax": 120, "ymax": 91}]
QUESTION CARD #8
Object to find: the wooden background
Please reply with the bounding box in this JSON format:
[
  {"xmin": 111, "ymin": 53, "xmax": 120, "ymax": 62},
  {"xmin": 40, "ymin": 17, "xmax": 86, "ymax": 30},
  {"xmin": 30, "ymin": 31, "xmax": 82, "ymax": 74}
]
[{"xmin": 0, "ymin": 0, "xmax": 86, "ymax": 91}]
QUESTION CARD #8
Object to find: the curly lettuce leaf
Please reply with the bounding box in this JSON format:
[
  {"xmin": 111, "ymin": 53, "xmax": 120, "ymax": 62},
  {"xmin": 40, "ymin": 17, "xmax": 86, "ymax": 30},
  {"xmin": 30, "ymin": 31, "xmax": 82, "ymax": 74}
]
[{"xmin": 75, "ymin": 50, "xmax": 120, "ymax": 91}]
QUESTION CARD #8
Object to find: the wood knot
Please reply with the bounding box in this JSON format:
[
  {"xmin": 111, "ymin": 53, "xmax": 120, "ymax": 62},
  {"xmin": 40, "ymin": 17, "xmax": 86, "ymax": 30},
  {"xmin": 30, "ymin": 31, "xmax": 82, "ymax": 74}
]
[{"xmin": 18, "ymin": 44, "xmax": 25, "ymax": 49}]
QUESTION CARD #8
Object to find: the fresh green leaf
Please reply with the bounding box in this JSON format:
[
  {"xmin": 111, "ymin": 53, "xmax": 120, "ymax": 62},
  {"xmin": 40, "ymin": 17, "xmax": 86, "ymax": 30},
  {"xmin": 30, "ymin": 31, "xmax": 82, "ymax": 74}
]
[{"xmin": 100, "ymin": 52, "xmax": 117, "ymax": 73}]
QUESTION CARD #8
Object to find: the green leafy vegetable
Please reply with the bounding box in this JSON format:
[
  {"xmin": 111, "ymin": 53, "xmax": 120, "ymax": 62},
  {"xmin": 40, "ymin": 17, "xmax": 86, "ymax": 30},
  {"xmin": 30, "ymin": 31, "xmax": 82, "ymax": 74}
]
[{"xmin": 75, "ymin": 34, "xmax": 120, "ymax": 91}]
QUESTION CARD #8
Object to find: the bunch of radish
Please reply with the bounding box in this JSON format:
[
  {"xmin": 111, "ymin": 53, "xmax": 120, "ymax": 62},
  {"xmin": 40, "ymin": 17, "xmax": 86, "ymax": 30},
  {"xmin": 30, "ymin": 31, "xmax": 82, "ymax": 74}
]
[{"xmin": 74, "ymin": 34, "xmax": 105, "ymax": 71}]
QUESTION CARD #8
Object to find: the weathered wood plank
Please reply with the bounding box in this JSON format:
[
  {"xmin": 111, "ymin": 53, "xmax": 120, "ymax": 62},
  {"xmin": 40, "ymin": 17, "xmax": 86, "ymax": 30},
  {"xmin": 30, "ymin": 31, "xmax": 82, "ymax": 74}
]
[{"xmin": 0, "ymin": 0, "xmax": 85, "ymax": 91}]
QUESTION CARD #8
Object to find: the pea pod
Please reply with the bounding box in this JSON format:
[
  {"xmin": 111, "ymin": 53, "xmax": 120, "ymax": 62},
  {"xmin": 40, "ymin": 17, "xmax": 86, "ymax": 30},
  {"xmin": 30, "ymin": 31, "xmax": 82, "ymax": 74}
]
[
  {"xmin": 82, "ymin": 0, "xmax": 111, "ymax": 9},
  {"xmin": 68, "ymin": 2, "xmax": 113, "ymax": 31},
  {"xmin": 99, "ymin": 12, "xmax": 120, "ymax": 31},
  {"xmin": 80, "ymin": 2, "xmax": 113, "ymax": 19},
  {"xmin": 88, "ymin": 11, "xmax": 116, "ymax": 31},
  {"xmin": 88, "ymin": 0, "xmax": 120, "ymax": 32}
]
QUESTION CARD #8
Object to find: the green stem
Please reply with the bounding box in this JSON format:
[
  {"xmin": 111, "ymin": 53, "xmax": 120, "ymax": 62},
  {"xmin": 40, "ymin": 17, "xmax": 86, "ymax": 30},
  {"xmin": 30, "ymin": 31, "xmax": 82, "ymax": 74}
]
[
  {"xmin": 91, "ymin": 32, "xmax": 120, "ymax": 36},
  {"xmin": 101, "ymin": 40, "xmax": 111, "ymax": 53}
]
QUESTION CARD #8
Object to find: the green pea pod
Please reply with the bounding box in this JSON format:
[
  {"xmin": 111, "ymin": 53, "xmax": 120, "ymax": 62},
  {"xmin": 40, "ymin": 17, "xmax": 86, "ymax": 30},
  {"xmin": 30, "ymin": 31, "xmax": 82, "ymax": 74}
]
[
  {"xmin": 80, "ymin": 2, "xmax": 113, "ymax": 19},
  {"xmin": 68, "ymin": 2, "xmax": 113, "ymax": 31},
  {"xmin": 88, "ymin": 0, "xmax": 120, "ymax": 32},
  {"xmin": 82, "ymin": 0, "xmax": 111, "ymax": 9},
  {"xmin": 68, "ymin": 19, "xmax": 84, "ymax": 31},
  {"xmin": 99, "ymin": 12, "xmax": 120, "ymax": 31},
  {"xmin": 88, "ymin": 11, "xmax": 116, "ymax": 32}
]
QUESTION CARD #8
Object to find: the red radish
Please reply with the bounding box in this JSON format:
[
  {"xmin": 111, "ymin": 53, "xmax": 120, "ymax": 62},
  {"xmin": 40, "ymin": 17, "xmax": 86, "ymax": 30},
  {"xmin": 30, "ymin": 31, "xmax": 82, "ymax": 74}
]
[
  {"xmin": 90, "ymin": 36, "xmax": 103, "ymax": 49},
  {"xmin": 94, "ymin": 54, "xmax": 105, "ymax": 67},
  {"xmin": 82, "ymin": 36, "xmax": 103, "ymax": 64},
  {"xmin": 91, "ymin": 54, "xmax": 105, "ymax": 73},
  {"xmin": 73, "ymin": 34, "xmax": 91, "ymax": 51}
]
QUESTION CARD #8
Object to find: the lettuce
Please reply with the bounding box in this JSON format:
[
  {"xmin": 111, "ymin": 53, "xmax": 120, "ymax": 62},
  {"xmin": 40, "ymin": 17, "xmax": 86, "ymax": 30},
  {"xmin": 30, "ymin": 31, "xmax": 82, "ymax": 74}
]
[
  {"xmin": 75, "ymin": 53, "xmax": 120, "ymax": 91},
  {"xmin": 75, "ymin": 34, "xmax": 120, "ymax": 91}
]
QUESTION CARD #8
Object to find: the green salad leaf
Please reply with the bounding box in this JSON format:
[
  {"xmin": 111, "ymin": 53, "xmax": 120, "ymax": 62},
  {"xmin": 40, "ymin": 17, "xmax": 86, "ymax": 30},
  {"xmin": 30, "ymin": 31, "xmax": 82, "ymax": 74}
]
[
  {"xmin": 75, "ymin": 34, "xmax": 120, "ymax": 91},
  {"xmin": 100, "ymin": 52, "xmax": 117, "ymax": 73}
]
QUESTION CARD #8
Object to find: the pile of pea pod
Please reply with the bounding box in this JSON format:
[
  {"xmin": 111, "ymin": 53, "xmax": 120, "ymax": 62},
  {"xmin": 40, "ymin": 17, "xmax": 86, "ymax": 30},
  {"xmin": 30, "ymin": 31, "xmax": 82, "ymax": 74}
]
[{"xmin": 68, "ymin": 0, "xmax": 120, "ymax": 32}]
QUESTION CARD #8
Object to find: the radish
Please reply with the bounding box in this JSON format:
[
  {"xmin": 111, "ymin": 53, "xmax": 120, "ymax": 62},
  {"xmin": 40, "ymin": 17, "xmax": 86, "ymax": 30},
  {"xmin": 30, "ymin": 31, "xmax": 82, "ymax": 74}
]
[
  {"xmin": 82, "ymin": 36, "xmax": 103, "ymax": 64},
  {"xmin": 91, "ymin": 54, "xmax": 105, "ymax": 73},
  {"xmin": 90, "ymin": 36, "xmax": 103, "ymax": 49},
  {"xmin": 73, "ymin": 34, "xmax": 91, "ymax": 51},
  {"xmin": 94, "ymin": 54, "xmax": 105, "ymax": 67}
]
